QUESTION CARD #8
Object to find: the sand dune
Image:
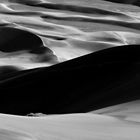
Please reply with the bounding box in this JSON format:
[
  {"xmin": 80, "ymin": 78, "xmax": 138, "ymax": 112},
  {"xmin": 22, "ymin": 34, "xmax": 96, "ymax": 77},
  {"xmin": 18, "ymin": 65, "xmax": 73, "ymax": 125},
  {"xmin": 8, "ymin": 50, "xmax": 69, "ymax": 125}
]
[
  {"xmin": 0, "ymin": 113, "xmax": 140, "ymax": 140},
  {"xmin": 0, "ymin": 0, "xmax": 140, "ymax": 139},
  {"xmin": 91, "ymin": 100, "xmax": 140, "ymax": 122},
  {"xmin": 0, "ymin": 0, "xmax": 140, "ymax": 70}
]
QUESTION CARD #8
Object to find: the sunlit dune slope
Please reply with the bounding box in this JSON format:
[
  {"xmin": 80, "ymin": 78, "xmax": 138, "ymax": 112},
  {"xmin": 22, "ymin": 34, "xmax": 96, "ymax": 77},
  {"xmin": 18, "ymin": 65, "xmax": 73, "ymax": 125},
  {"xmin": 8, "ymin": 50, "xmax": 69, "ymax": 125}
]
[
  {"xmin": 0, "ymin": 0, "xmax": 140, "ymax": 139},
  {"xmin": 0, "ymin": 0, "xmax": 140, "ymax": 71},
  {"xmin": 91, "ymin": 100, "xmax": 140, "ymax": 122},
  {"xmin": 0, "ymin": 113, "xmax": 140, "ymax": 140}
]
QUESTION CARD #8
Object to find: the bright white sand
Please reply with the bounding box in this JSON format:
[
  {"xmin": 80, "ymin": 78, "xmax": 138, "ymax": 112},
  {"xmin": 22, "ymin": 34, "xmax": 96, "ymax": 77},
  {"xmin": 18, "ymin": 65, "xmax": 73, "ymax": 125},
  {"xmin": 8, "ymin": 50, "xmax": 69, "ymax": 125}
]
[{"xmin": 0, "ymin": 112, "xmax": 140, "ymax": 140}]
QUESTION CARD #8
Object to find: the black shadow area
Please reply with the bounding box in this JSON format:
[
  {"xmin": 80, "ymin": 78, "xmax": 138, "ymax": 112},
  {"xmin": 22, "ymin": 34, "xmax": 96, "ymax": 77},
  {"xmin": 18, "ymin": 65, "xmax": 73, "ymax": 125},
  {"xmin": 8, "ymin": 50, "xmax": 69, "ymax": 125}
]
[{"xmin": 0, "ymin": 44, "xmax": 140, "ymax": 115}]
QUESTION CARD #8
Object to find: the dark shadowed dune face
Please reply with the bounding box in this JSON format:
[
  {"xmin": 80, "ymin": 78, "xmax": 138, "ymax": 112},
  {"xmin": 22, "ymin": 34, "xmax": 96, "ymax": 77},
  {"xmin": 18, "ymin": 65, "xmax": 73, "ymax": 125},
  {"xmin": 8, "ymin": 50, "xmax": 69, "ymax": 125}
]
[
  {"xmin": 0, "ymin": 27, "xmax": 58, "ymax": 72},
  {"xmin": 103, "ymin": 0, "xmax": 140, "ymax": 6},
  {"xmin": 0, "ymin": 27, "xmax": 42, "ymax": 52},
  {"xmin": 0, "ymin": 0, "xmax": 140, "ymax": 115}
]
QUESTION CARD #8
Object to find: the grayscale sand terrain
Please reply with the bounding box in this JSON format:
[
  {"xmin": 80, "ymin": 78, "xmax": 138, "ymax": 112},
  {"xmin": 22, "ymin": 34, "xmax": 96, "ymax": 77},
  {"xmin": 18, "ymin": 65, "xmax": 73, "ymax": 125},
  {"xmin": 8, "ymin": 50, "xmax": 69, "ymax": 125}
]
[
  {"xmin": 0, "ymin": 0, "xmax": 140, "ymax": 139},
  {"xmin": 0, "ymin": 0, "xmax": 140, "ymax": 69},
  {"xmin": 1, "ymin": 113, "xmax": 140, "ymax": 140}
]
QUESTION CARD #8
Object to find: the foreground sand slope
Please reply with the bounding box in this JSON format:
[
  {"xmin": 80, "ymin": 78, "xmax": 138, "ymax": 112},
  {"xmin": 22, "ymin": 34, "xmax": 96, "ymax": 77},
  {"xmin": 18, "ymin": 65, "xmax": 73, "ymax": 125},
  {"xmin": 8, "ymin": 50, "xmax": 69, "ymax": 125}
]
[
  {"xmin": 0, "ymin": 113, "xmax": 140, "ymax": 140},
  {"xmin": 92, "ymin": 100, "xmax": 140, "ymax": 122}
]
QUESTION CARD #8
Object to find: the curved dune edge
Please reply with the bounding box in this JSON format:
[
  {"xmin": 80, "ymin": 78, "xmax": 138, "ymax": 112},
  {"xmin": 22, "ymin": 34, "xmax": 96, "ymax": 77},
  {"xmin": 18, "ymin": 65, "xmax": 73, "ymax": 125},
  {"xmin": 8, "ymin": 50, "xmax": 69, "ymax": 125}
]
[
  {"xmin": 0, "ymin": 0, "xmax": 140, "ymax": 71},
  {"xmin": 0, "ymin": 113, "xmax": 140, "ymax": 139},
  {"xmin": 0, "ymin": 1, "xmax": 140, "ymax": 139},
  {"xmin": 91, "ymin": 100, "xmax": 140, "ymax": 122}
]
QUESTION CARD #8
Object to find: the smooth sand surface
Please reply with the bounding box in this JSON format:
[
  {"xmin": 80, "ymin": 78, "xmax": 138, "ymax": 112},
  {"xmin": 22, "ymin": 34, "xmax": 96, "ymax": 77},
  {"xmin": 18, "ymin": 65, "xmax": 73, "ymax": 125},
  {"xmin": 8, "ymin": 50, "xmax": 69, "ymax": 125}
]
[
  {"xmin": 0, "ymin": 0, "xmax": 140, "ymax": 139},
  {"xmin": 91, "ymin": 100, "xmax": 140, "ymax": 122},
  {"xmin": 0, "ymin": 113, "xmax": 140, "ymax": 140}
]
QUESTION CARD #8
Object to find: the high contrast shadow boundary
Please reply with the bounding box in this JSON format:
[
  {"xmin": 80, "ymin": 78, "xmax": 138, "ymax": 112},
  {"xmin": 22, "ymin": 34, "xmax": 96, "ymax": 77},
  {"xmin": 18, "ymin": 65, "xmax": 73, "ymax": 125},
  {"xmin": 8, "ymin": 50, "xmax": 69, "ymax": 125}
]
[{"xmin": 0, "ymin": 44, "xmax": 140, "ymax": 115}]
